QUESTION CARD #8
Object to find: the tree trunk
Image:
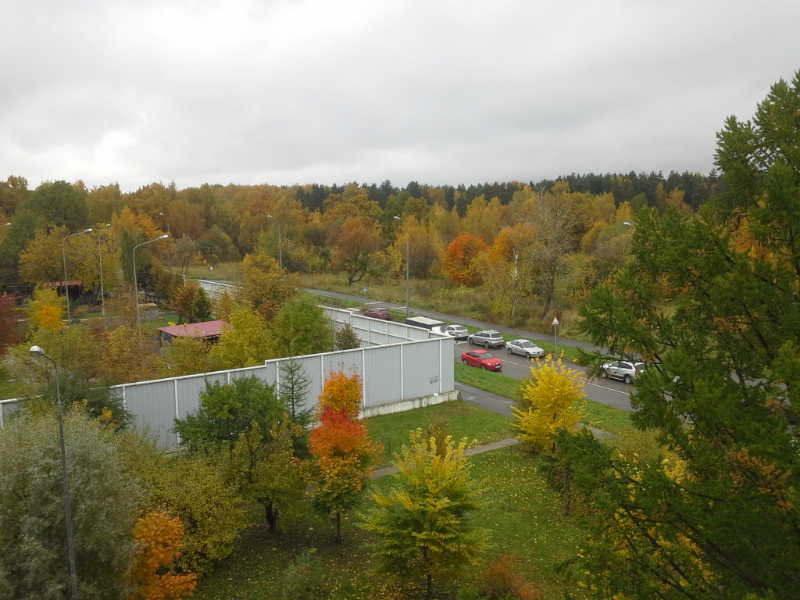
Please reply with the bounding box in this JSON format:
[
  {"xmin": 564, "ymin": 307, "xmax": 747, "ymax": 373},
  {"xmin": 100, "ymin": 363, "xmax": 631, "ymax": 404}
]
[
  {"xmin": 335, "ymin": 511, "xmax": 341, "ymax": 544},
  {"xmin": 264, "ymin": 501, "xmax": 279, "ymax": 534}
]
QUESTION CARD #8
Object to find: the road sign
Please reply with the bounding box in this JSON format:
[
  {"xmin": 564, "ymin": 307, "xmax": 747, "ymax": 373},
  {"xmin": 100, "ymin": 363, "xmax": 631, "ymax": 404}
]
[
  {"xmin": 362, "ymin": 286, "xmax": 368, "ymax": 293},
  {"xmin": 552, "ymin": 316, "xmax": 560, "ymax": 325}
]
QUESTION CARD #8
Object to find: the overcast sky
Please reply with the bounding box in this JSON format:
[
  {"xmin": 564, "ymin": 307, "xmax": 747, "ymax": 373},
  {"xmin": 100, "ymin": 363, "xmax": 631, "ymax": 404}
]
[{"xmin": 1, "ymin": 1, "xmax": 798, "ymax": 192}]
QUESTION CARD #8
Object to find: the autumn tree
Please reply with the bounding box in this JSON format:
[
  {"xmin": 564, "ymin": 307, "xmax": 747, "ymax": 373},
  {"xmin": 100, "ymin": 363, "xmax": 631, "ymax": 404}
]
[
  {"xmin": 567, "ymin": 72, "xmax": 800, "ymax": 599},
  {"xmin": 307, "ymin": 405, "xmax": 381, "ymax": 543},
  {"xmin": 230, "ymin": 421, "xmax": 305, "ymax": 533},
  {"xmin": 333, "ymin": 322, "xmax": 361, "ymax": 351},
  {"xmin": 441, "ymin": 233, "xmax": 489, "ymax": 287},
  {"xmin": 160, "ymin": 337, "xmax": 219, "ymax": 377},
  {"xmin": 208, "ymin": 304, "xmax": 272, "ymax": 368},
  {"xmin": 174, "ymin": 376, "xmax": 285, "ymax": 452},
  {"xmin": 0, "ymin": 409, "xmax": 140, "ymax": 599},
  {"xmin": 239, "ymin": 252, "xmax": 297, "ymax": 322},
  {"xmin": 171, "ymin": 280, "xmax": 198, "ymax": 323},
  {"xmin": 317, "ymin": 369, "xmax": 363, "ymax": 420},
  {"xmin": 270, "ymin": 296, "xmax": 334, "ymax": 357},
  {"xmin": 102, "ymin": 325, "xmax": 160, "ymax": 384},
  {"xmin": 512, "ymin": 357, "xmax": 586, "ymax": 452},
  {"xmin": 361, "ymin": 429, "xmax": 487, "ymax": 599},
  {"xmin": 26, "ymin": 286, "xmax": 66, "ymax": 332},
  {"xmin": 131, "ymin": 511, "xmax": 198, "ymax": 600},
  {"xmin": 19, "ymin": 180, "xmax": 89, "ymax": 231},
  {"xmin": 520, "ymin": 189, "xmax": 579, "ymax": 318},
  {"xmin": 0, "ymin": 295, "xmax": 21, "ymax": 355},
  {"xmin": 331, "ymin": 216, "xmax": 380, "ymax": 285},
  {"xmin": 191, "ymin": 286, "xmax": 212, "ymax": 323}
]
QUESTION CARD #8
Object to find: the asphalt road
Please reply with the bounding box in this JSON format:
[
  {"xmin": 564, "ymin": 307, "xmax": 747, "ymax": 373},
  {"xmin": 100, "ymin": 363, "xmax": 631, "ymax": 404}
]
[
  {"xmin": 307, "ymin": 287, "xmax": 635, "ymax": 412},
  {"xmin": 455, "ymin": 341, "xmax": 633, "ymax": 411}
]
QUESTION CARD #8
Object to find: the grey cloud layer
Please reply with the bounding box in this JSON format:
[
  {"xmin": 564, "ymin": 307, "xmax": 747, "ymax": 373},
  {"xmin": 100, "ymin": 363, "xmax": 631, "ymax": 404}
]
[{"xmin": 1, "ymin": 0, "xmax": 798, "ymax": 191}]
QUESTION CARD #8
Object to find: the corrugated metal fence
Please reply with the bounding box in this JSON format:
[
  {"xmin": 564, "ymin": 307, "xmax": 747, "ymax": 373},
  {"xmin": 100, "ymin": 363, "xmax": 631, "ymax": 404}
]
[{"xmin": 2, "ymin": 308, "xmax": 455, "ymax": 449}]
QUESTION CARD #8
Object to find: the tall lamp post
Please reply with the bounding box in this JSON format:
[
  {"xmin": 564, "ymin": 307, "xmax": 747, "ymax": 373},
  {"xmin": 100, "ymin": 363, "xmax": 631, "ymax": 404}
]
[
  {"xmin": 62, "ymin": 228, "xmax": 93, "ymax": 323},
  {"xmin": 133, "ymin": 234, "xmax": 169, "ymax": 331},
  {"xmin": 29, "ymin": 346, "xmax": 79, "ymax": 600},
  {"xmin": 158, "ymin": 212, "xmax": 170, "ymax": 235},
  {"xmin": 267, "ymin": 215, "xmax": 282, "ymax": 270},
  {"xmin": 97, "ymin": 224, "xmax": 111, "ymax": 317},
  {"xmin": 393, "ymin": 216, "xmax": 410, "ymax": 315}
]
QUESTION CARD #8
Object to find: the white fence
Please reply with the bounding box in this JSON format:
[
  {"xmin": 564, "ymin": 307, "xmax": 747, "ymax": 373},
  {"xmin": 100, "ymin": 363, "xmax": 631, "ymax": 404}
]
[{"xmin": 1, "ymin": 308, "xmax": 456, "ymax": 449}]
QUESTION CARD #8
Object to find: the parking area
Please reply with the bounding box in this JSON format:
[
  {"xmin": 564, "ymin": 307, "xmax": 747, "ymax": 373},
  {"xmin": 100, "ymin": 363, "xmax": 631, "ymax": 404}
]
[{"xmin": 452, "ymin": 340, "xmax": 633, "ymax": 411}]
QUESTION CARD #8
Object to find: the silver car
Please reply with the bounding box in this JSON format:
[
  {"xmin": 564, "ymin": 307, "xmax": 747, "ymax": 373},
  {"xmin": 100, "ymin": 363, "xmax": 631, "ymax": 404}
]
[
  {"xmin": 468, "ymin": 330, "xmax": 505, "ymax": 348},
  {"xmin": 443, "ymin": 325, "xmax": 469, "ymax": 340},
  {"xmin": 601, "ymin": 360, "xmax": 647, "ymax": 384},
  {"xmin": 506, "ymin": 339, "xmax": 545, "ymax": 359}
]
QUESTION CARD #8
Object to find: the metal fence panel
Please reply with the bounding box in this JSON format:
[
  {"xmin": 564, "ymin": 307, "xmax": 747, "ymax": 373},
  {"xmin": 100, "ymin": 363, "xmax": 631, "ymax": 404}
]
[
  {"xmin": 403, "ymin": 341, "xmax": 445, "ymax": 399},
  {"xmin": 175, "ymin": 373, "xmax": 227, "ymax": 420},
  {"xmin": 363, "ymin": 345, "xmax": 401, "ymax": 408},
  {"xmin": 124, "ymin": 379, "xmax": 180, "ymax": 448}
]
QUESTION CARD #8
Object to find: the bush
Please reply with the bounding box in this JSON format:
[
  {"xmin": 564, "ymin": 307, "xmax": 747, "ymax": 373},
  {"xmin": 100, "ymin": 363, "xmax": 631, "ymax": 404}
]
[
  {"xmin": 477, "ymin": 555, "xmax": 543, "ymax": 600},
  {"xmin": 281, "ymin": 549, "xmax": 327, "ymax": 600},
  {"xmin": 0, "ymin": 409, "xmax": 141, "ymax": 599}
]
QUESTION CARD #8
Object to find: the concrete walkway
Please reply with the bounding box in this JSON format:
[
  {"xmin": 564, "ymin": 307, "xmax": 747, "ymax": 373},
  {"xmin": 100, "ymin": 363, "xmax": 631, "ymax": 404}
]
[{"xmin": 372, "ymin": 437, "xmax": 521, "ymax": 479}]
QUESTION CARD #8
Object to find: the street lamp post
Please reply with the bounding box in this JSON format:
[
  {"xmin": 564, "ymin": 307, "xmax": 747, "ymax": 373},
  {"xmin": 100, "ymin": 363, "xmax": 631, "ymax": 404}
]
[
  {"xmin": 29, "ymin": 346, "xmax": 79, "ymax": 600},
  {"xmin": 158, "ymin": 213, "xmax": 170, "ymax": 235},
  {"xmin": 97, "ymin": 224, "xmax": 111, "ymax": 317},
  {"xmin": 133, "ymin": 234, "xmax": 169, "ymax": 331},
  {"xmin": 393, "ymin": 216, "xmax": 410, "ymax": 315},
  {"xmin": 62, "ymin": 229, "xmax": 93, "ymax": 323},
  {"xmin": 267, "ymin": 215, "xmax": 282, "ymax": 270}
]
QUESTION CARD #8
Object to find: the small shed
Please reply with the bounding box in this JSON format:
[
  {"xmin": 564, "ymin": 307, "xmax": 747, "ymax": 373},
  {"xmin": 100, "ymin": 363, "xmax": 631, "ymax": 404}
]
[{"xmin": 157, "ymin": 320, "xmax": 229, "ymax": 342}]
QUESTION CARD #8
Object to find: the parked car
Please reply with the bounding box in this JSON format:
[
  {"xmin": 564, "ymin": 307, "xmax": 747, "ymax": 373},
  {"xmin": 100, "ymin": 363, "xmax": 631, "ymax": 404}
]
[
  {"xmin": 461, "ymin": 350, "xmax": 502, "ymax": 371},
  {"xmin": 506, "ymin": 339, "xmax": 545, "ymax": 359},
  {"xmin": 601, "ymin": 360, "xmax": 647, "ymax": 384},
  {"xmin": 443, "ymin": 324, "xmax": 469, "ymax": 340},
  {"xmin": 468, "ymin": 329, "xmax": 505, "ymax": 348},
  {"xmin": 364, "ymin": 307, "xmax": 391, "ymax": 320}
]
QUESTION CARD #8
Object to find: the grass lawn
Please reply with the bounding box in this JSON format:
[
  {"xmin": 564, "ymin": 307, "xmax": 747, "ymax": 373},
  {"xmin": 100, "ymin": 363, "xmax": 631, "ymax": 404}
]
[
  {"xmin": 454, "ymin": 363, "xmax": 635, "ymax": 438},
  {"xmin": 365, "ymin": 400, "xmax": 513, "ymax": 466},
  {"xmin": 192, "ymin": 443, "xmax": 585, "ymax": 600}
]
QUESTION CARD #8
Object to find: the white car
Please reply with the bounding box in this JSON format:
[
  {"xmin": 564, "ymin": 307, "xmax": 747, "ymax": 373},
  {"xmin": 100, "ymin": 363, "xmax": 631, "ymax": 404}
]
[
  {"xmin": 601, "ymin": 360, "xmax": 647, "ymax": 384},
  {"xmin": 443, "ymin": 325, "xmax": 469, "ymax": 340},
  {"xmin": 506, "ymin": 339, "xmax": 545, "ymax": 359}
]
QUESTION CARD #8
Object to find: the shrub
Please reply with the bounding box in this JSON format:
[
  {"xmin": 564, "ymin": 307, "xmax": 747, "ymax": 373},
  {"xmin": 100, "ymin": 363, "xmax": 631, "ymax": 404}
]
[
  {"xmin": 477, "ymin": 555, "xmax": 543, "ymax": 600},
  {"xmin": 280, "ymin": 549, "xmax": 327, "ymax": 600}
]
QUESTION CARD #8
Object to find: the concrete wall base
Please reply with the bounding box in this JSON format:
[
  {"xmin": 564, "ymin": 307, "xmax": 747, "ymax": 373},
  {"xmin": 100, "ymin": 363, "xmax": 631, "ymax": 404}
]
[{"xmin": 361, "ymin": 390, "xmax": 461, "ymax": 418}]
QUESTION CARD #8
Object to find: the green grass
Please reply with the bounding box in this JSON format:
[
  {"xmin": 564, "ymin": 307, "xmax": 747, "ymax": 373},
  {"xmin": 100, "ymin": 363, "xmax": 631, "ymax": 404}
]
[
  {"xmin": 179, "ymin": 262, "xmax": 241, "ymax": 282},
  {"xmin": 192, "ymin": 447, "xmax": 585, "ymax": 600},
  {"xmin": 365, "ymin": 400, "xmax": 513, "ymax": 466},
  {"xmin": 454, "ymin": 363, "xmax": 635, "ymax": 438}
]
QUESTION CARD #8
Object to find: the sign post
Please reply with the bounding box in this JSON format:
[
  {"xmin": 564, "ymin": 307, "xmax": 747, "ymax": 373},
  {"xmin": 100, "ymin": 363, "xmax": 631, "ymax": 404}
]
[
  {"xmin": 362, "ymin": 286, "xmax": 368, "ymax": 302},
  {"xmin": 552, "ymin": 316, "xmax": 560, "ymax": 356}
]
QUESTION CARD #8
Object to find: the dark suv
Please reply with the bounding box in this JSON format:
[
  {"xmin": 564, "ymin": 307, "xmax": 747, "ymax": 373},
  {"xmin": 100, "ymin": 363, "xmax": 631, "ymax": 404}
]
[{"xmin": 468, "ymin": 330, "xmax": 505, "ymax": 348}]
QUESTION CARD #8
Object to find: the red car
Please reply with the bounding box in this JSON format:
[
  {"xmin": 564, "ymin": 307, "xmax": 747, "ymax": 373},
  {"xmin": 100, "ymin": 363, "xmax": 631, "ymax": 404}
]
[
  {"xmin": 461, "ymin": 350, "xmax": 502, "ymax": 371},
  {"xmin": 364, "ymin": 307, "xmax": 391, "ymax": 320}
]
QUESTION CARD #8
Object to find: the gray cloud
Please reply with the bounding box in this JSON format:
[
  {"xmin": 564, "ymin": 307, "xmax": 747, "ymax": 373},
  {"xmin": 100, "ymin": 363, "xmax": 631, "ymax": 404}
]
[{"xmin": 1, "ymin": 0, "xmax": 798, "ymax": 191}]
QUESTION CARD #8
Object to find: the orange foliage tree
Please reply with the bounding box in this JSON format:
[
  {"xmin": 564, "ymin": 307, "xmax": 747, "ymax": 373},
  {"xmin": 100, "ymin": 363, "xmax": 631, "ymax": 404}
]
[
  {"xmin": 131, "ymin": 510, "xmax": 197, "ymax": 600},
  {"xmin": 317, "ymin": 369, "xmax": 362, "ymax": 419},
  {"xmin": 307, "ymin": 370, "xmax": 381, "ymax": 543},
  {"xmin": 441, "ymin": 233, "xmax": 489, "ymax": 287}
]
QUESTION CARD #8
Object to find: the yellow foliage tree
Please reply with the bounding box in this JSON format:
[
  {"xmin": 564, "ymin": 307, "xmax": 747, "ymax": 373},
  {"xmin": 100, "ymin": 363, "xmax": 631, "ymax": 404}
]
[
  {"xmin": 131, "ymin": 510, "xmax": 197, "ymax": 600},
  {"xmin": 27, "ymin": 286, "xmax": 66, "ymax": 332},
  {"xmin": 512, "ymin": 357, "xmax": 586, "ymax": 452},
  {"xmin": 208, "ymin": 304, "xmax": 272, "ymax": 368},
  {"xmin": 318, "ymin": 369, "xmax": 363, "ymax": 420},
  {"xmin": 615, "ymin": 201, "xmax": 635, "ymax": 224}
]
